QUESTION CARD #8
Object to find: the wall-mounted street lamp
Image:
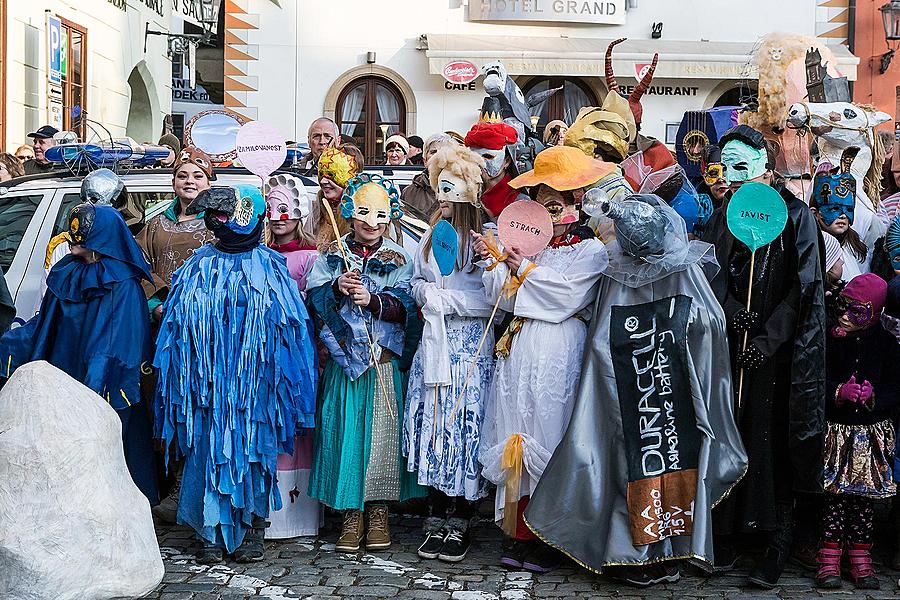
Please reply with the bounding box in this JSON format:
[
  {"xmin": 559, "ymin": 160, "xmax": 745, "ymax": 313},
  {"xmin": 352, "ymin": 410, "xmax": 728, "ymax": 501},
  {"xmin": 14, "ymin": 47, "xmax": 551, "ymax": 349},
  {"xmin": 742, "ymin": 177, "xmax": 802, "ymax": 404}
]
[
  {"xmin": 144, "ymin": 0, "xmax": 219, "ymax": 54},
  {"xmin": 879, "ymin": 1, "xmax": 900, "ymax": 73}
]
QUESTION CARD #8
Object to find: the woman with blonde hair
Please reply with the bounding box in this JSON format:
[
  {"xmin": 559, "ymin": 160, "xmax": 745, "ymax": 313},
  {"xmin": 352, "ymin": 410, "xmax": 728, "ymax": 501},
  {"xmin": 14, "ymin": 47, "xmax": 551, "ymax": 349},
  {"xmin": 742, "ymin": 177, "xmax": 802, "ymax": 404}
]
[{"xmin": 404, "ymin": 144, "xmax": 494, "ymax": 563}]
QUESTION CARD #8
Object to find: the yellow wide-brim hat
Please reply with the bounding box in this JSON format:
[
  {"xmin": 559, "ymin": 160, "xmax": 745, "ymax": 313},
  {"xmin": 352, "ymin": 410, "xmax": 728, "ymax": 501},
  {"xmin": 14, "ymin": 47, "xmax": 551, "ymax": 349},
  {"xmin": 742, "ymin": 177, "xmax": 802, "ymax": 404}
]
[{"xmin": 509, "ymin": 145, "xmax": 616, "ymax": 191}]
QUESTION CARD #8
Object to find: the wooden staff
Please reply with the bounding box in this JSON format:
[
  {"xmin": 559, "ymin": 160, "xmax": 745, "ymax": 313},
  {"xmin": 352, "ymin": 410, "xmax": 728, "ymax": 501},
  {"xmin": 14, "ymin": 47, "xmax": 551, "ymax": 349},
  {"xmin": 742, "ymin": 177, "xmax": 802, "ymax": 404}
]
[
  {"xmin": 320, "ymin": 198, "xmax": 393, "ymax": 418},
  {"xmin": 431, "ymin": 274, "xmax": 446, "ymax": 452},
  {"xmin": 736, "ymin": 250, "xmax": 756, "ymax": 408},
  {"xmin": 450, "ymin": 291, "xmax": 504, "ymax": 419}
]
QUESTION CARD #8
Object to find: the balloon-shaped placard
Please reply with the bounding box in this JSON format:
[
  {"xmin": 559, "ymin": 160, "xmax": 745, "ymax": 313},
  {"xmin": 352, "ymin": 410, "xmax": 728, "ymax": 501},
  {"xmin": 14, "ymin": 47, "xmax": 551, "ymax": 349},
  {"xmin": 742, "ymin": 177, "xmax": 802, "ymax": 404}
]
[
  {"xmin": 498, "ymin": 200, "xmax": 553, "ymax": 257},
  {"xmin": 236, "ymin": 121, "xmax": 287, "ymax": 181},
  {"xmin": 431, "ymin": 220, "xmax": 459, "ymax": 277},
  {"xmin": 726, "ymin": 182, "xmax": 788, "ymax": 252}
]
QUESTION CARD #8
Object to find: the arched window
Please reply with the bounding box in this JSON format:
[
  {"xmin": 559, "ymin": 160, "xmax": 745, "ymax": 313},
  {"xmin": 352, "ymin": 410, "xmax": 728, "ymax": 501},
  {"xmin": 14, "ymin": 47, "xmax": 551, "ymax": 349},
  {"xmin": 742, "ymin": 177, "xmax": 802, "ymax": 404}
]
[
  {"xmin": 713, "ymin": 82, "xmax": 758, "ymax": 109},
  {"xmin": 522, "ymin": 77, "xmax": 597, "ymax": 134},
  {"xmin": 336, "ymin": 77, "xmax": 406, "ymax": 164}
]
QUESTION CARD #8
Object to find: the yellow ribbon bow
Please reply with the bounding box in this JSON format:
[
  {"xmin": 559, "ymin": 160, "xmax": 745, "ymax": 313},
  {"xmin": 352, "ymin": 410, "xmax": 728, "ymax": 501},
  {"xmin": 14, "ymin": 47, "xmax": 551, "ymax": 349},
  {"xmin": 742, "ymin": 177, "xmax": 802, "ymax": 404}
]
[
  {"xmin": 481, "ymin": 230, "xmax": 537, "ymax": 298},
  {"xmin": 500, "ymin": 433, "xmax": 524, "ymax": 537}
]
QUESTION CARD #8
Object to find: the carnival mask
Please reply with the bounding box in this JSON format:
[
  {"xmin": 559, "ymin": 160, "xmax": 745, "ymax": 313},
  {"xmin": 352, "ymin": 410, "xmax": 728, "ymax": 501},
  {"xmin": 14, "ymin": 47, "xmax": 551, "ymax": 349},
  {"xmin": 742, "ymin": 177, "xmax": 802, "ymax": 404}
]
[
  {"xmin": 471, "ymin": 147, "xmax": 507, "ymax": 179},
  {"xmin": 436, "ymin": 169, "xmax": 471, "ymax": 204},
  {"xmin": 266, "ymin": 173, "xmax": 309, "ymax": 221},
  {"xmin": 831, "ymin": 273, "xmax": 888, "ymax": 337},
  {"xmin": 703, "ymin": 163, "xmax": 726, "ymax": 186},
  {"xmin": 536, "ymin": 184, "xmax": 581, "ymax": 225},
  {"xmin": 812, "ymin": 148, "xmax": 859, "ymax": 226},
  {"xmin": 175, "ymin": 147, "xmax": 214, "ymax": 180},
  {"xmin": 340, "ymin": 173, "xmax": 402, "ymax": 228},
  {"xmin": 67, "ymin": 202, "xmax": 96, "ymax": 245},
  {"xmin": 81, "ymin": 168, "xmax": 124, "ymax": 206},
  {"xmin": 318, "ymin": 146, "xmax": 358, "ymax": 188},
  {"xmin": 812, "ymin": 171, "xmax": 856, "ymax": 226},
  {"xmin": 603, "ymin": 196, "xmax": 670, "ymax": 259},
  {"xmin": 721, "ymin": 140, "xmax": 768, "ymax": 183},
  {"xmin": 188, "ymin": 184, "xmax": 266, "ymax": 235},
  {"xmin": 836, "ymin": 295, "xmax": 875, "ymax": 328}
]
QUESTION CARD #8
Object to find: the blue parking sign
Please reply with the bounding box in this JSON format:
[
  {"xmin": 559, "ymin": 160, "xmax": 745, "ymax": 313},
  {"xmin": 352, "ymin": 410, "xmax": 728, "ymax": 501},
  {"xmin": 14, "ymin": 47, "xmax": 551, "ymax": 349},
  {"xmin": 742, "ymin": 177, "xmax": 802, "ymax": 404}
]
[{"xmin": 48, "ymin": 15, "xmax": 61, "ymax": 84}]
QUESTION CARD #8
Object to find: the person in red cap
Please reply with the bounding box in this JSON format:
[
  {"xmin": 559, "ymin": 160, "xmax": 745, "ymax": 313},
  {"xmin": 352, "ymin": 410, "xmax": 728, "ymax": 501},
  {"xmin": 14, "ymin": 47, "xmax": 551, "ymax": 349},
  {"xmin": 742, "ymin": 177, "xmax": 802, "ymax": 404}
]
[{"xmin": 464, "ymin": 122, "xmax": 528, "ymax": 220}]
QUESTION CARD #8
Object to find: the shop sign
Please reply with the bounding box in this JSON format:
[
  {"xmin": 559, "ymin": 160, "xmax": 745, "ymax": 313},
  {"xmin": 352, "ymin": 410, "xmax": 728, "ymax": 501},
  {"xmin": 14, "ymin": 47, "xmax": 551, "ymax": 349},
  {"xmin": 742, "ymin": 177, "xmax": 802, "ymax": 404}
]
[
  {"xmin": 619, "ymin": 85, "xmax": 699, "ymax": 97},
  {"xmin": 173, "ymin": 0, "xmax": 209, "ymax": 27},
  {"xmin": 108, "ymin": 0, "xmax": 164, "ymax": 17},
  {"xmin": 139, "ymin": 0, "xmax": 166, "ymax": 17},
  {"xmin": 442, "ymin": 61, "xmax": 479, "ymax": 84},
  {"xmin": 634, "ymin": 63, "xmax": 653, "ymax": 80},
  {"xmin": 469, "ymin": 0, "xmax": 625, "ymax": 26},
  {"xmin": 172, "ymin": 78, "xmax": 213, "ymax": 103},
  {"xmin": 444, "ymin": 81, "xmax": 478, "ymax": 91}
]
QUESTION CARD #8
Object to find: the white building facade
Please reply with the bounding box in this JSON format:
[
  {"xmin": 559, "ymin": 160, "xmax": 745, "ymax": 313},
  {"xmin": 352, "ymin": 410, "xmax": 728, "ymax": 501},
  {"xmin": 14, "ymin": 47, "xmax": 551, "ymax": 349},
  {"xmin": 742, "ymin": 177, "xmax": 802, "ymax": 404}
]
[
  {"xmin": 2, "ymin": 0, "xmax": 179, "ymax": 152},
  {"xmin": 214, "ymin": 0, "xmax": 858, "ymax": 164}
]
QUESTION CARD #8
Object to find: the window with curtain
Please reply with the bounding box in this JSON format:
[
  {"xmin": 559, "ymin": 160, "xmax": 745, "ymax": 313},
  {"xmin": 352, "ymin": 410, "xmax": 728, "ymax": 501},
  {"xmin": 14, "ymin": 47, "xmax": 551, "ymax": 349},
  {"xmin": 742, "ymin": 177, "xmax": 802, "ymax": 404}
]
[
  {"xmin": 336, "ymin": 77, "xmax": 405, "ymax": 164},
  {"xmin": 523, "ymin": 77, "xmax": 597, "ymax": 139}
]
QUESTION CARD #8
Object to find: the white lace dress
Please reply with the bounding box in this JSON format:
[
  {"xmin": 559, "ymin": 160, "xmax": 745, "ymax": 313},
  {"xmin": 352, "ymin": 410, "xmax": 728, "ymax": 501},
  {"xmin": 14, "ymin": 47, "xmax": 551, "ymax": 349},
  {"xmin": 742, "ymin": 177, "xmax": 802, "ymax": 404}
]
[
  {"xmin": 478, "ymin": 238, "xmax": 608, "ymax": 524},
  {"xmin": 403, "ymin": 233, "xmax": 495, "ymax": 500}
]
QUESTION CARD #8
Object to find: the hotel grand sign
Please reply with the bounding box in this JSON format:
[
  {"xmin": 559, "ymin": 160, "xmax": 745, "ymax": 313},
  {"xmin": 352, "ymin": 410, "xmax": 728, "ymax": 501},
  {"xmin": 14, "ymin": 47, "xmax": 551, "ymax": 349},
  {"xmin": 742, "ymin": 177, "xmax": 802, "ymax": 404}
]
[{"xmin": 469, "ymin": 0, "xmax": 625, "ymax": 25}]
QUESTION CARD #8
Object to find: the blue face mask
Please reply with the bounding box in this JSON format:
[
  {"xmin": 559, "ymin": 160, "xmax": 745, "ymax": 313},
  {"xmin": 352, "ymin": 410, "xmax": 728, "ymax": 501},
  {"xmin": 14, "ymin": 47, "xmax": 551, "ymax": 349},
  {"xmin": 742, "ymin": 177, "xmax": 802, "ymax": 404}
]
[{"xmin": 812, "ymin": 171, "xmax": 856, "ymax": 226}]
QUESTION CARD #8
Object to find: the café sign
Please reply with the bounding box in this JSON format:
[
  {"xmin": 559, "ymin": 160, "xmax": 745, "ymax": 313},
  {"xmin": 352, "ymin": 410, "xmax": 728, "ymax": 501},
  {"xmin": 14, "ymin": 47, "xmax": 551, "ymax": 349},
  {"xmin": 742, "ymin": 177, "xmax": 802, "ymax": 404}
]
[
  {"xmin": 469, "ymin": 0, "xmax": 625, "ymax": 25},
  {"xmin": 443, "ymin": 61, "xmax": 479, "ymax": 84}
]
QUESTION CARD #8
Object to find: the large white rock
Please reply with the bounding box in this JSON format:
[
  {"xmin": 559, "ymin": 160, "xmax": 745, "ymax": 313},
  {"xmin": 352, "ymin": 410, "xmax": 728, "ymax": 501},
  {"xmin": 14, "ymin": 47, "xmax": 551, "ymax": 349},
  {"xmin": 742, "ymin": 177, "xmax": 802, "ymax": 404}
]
[{"xmin": 0, "ymin": 361, "xmax": 164, "ymax": 600}]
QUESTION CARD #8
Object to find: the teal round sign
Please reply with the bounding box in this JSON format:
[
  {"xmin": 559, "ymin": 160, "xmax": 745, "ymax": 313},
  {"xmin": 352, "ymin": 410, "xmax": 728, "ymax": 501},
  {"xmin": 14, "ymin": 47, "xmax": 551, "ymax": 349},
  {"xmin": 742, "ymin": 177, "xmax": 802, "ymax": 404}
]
[
  {"xmin": 726, "ymin": 182, "xmax": 788, "ymax": 252},
  {"xmin": 431, "ymin": 220, "xmax": 459, "ymax": 277}
]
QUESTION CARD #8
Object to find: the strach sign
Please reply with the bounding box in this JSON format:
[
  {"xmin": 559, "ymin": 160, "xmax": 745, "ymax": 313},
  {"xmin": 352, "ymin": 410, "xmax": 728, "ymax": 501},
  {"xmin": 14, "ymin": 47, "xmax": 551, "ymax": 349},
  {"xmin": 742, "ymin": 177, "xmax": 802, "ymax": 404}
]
[{"xmin": 442, "ymin": 61, "xmax": 479, "ymax": 84}]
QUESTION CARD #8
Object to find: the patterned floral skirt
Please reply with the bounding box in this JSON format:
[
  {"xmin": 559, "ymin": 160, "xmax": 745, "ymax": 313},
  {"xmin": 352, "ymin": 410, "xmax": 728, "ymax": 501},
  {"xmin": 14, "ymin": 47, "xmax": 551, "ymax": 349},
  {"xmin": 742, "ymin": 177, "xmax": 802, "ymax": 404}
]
[{"xmin": 823, "ymin": 419, "xmax": 896, "ymax": 498}]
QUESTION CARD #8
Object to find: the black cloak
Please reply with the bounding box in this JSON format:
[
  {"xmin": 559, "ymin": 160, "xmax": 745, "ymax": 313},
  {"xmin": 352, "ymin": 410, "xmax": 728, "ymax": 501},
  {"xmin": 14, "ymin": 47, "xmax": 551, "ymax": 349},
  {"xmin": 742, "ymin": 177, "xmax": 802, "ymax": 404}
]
[{"xmin": 703, "ymin": 183, "xmax": 825, "ymax": 533}]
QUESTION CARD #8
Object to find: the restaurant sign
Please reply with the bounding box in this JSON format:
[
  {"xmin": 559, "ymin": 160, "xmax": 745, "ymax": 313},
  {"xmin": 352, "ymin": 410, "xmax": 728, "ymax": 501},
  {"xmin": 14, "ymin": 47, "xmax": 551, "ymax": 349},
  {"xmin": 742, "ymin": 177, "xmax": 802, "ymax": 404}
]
[{"xmin": 469, "ymin": 0, "xmax": 625, "ymax": 25}]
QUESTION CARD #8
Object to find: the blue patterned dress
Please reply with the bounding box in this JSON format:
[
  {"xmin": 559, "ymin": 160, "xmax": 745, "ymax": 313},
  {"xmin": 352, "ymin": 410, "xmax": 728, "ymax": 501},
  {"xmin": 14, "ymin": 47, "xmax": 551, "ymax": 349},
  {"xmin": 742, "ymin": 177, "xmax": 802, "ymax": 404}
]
[{"xmin": 403, "ymin": 230, "xmax": 494, "ymax": 501}]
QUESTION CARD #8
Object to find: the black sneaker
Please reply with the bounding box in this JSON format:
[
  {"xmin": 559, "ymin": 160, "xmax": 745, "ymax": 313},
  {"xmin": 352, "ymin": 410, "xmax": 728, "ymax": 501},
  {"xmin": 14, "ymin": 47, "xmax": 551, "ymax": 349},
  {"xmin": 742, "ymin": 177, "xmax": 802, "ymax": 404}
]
[
  {"xmin": 195, "ymin": 544, "xmax": 224, "ymax": 564},
  {"xmin": 418, "ymin": 528, "xmax": 448, "ymax": 559},
  {"xmin": 499, "ymin": 538, "xmax": 530, "ymax": 569},
  {"xmin": 438, "ymin": 527, "xmax": 471, "ymax": 562},
  {"xmin": 522, "ymin": 541, "xmax": 562, "ymax": 573},
  {"xmin": 607, "ymin": 563, "xmax": 681, "ymax": 587},
  {"xmin": 712, "ymin": 540, "xmax": 739, "ymax": 573}
]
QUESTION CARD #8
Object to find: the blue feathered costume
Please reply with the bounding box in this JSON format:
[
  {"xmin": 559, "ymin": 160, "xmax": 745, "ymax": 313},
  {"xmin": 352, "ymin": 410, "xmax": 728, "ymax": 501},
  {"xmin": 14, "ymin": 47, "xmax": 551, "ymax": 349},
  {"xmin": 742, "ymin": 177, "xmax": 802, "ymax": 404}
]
[
  {"xmin": 154, "ymin": 184, "xmax": 317, "ymax": 555},
  {"xmin": 0, "ymin": 203, "xmax": 158, "ymax": 502}
]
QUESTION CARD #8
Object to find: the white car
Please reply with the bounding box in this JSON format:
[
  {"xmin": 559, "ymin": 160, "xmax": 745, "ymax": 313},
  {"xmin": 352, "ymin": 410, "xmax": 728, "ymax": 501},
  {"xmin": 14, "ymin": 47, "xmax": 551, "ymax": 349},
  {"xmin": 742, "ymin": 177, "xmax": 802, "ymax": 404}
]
[{"xmin": 1, "ymin": 166, "xmax": 427, "ymax": 327}]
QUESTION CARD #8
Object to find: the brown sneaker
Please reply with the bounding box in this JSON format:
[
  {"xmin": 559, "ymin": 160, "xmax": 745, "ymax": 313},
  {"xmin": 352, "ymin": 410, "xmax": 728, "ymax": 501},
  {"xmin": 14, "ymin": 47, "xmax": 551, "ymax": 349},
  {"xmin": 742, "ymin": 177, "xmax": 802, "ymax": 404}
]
[
  {"xmin": 335, "ymin": 510, "xmax": 364, "ymax": 552},
  {"xmin": 366, "ymin": 504, "xmax": 391, "ymax": 550}
]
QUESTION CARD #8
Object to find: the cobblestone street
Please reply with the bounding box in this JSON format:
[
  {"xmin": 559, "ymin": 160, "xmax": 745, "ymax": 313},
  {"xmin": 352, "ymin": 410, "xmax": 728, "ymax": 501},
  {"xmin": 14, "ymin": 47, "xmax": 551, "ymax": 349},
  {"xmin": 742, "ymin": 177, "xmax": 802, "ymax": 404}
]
[{"xmin": 149, "ymin": 513, "xmax": 900, "ymax": 600}]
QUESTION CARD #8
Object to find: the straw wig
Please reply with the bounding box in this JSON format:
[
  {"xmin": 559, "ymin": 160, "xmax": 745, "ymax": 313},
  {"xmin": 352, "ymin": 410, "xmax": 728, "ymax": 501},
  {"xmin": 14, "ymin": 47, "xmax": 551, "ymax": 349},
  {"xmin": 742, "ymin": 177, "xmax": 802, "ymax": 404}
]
[{"xmin": 427, "ymin": 144, "xmax": 485, "ymax": 205}]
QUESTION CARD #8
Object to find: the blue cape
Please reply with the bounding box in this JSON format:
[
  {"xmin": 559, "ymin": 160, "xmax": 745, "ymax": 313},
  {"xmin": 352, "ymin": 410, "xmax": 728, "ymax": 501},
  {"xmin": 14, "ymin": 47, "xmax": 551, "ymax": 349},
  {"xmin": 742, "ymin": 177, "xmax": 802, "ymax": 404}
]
[{"xmin": 0, "ymin": 205, "xmax": 152, "ymax": 409}]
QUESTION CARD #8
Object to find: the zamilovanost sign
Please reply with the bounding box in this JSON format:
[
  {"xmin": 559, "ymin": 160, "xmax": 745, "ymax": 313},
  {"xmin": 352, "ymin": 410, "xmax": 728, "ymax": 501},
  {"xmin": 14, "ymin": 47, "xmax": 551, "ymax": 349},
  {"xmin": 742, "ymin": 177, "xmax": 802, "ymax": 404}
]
[{"xmin": 469, "ymin": 0, "xmax": 625, "ymax": 25}]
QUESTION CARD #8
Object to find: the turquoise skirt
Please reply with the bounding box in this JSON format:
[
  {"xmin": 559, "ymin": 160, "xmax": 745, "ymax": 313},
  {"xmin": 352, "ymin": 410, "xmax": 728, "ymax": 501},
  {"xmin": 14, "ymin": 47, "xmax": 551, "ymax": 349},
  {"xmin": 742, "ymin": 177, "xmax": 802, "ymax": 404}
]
[{"xmin": 308, "ymin": 359, "xmax": 425, "ymax": 510}]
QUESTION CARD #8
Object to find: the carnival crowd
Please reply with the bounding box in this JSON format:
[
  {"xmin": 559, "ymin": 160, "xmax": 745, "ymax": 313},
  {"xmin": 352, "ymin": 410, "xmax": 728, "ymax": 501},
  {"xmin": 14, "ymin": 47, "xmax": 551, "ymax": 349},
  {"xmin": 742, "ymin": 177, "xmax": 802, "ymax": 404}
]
[{"xmin": 3, "ymin": 49, "xmax": 900, "ymax": 595}]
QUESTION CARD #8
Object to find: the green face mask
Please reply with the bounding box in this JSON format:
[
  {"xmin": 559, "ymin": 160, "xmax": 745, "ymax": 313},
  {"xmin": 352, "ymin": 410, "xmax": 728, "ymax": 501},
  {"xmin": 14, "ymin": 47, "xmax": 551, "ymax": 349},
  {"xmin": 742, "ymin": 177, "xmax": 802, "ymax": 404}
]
[{"xmin": 721, "ymin": 140, "xmax": 768, "ymax": 183}]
